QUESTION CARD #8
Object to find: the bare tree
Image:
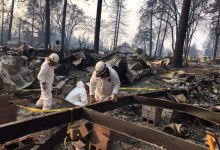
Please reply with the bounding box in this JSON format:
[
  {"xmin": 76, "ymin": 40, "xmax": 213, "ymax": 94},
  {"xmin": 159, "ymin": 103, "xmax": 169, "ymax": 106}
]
[
  {"xmin": 36, "ymin": 0, "xmax": 45, "ymax": 47},
  {"xmin": 172, "ymin": 0, "xmax": 191, "ymax": 68},
  {"xmin": 45, "ymin": 0, "xmax": 50, "ymax": 50},
  {"xmin": 31, "ymin": 0, "xmax": 35, "ymax": 45},
  {"xmin": 139, "ymin": 0, "xmax": 158, "ymax": 57},
  {"xmin": 152, "ymin": 0, "xmax": 183, "ymax": 51},
  {"xmin": 203, "ymin": 36, "xmax": 214, "ymax": 57},
  {"xmin": 154, "ymin": 10, "xmax": 164, "ymax": 57},
  {"xmin": 114, "ymin": 0, "xmax": 120, "ymax": 46},
  {"xmin": 16, "ymin": 17, "xmax": 21, "ymax": 43},
  {"xmin": 210, "ymin": 0, "xmax": 220, "ymax": 61},
  {"xmin": 108, "ymin": 0, "xmax": 128, "ymax": 47},
  {"xmin": 213, "ymin": 10, "xmax": 220, "ymax": 61},
  {"xmin": 8, "ymin": 0, "xmax": 15, "ymax": 41},
  {"xmin": 61, "ymin": 0, "xmax": 67, "ymax": 51},
  {"xmin": 149, "ymin": 0, "xmax": 155, "ymax": 57},
  {"xmin": 183, "ymin": 0, "xmax": 209, "ymax": 65},
  {"xmin": 139, "ymin": 0, "xmax": 208, "ymax": 61},
  {"xmin": 83, "ymin": 17, "xmax": 109, "ymax": 49},
  {"xmin": 159, "ymin": 13, "xmax": 170, "ymax": 57},
  {"xmin": 94, "ymin": 0, "xmax": 102, "ymax": 53},
  {"xmin": 7, "ymin": 0, "xmax": 62, "ymax": 46},
  {"xmin": 77, "ymin": 33, "xmax": 89, "ymax": 49},
  {"xmin": 133, "ymin": 15, "xmax": 150, "ymax": 53},
  {"xmin": 51, "ymin": 3, "xmax": 85, "ymax": 48},
  {"xmin": 23, "ymin": 0, "xmax": 45, "ymax": 46},
  {"xmin": 1, "ymin": 0, "xmax": 4, "ymax": 44}
]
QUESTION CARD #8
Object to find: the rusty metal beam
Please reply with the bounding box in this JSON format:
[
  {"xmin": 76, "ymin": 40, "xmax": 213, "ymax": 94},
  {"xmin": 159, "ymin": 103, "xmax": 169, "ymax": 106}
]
[
  {"xmin": 86, "ymin": 95, "xmax": 133, "ymax": 112},
  {"xmin": 32, "ymin": 124, "xmax": 67, "ymax": 150},
  {"xmin": 133, "ymin": 96, "xmax": 220, "ymax": 125},
  {"xmin": 0, "ymin": 92, "xmax": 217, "ymax": 149},
  {"xmin": 137, "ymin": 89, "xmax": 187, "ymax": 97},
  {"xmin": 0, "ymin": 108, "xmax": 82, "ymax": 144},
  {"xmin": 83, "ymin": 108, "xmax": 207, "ymax": 150},
  {"xmin": 0, "ymin": 95, "xmax": 133, "ymax": 144}
]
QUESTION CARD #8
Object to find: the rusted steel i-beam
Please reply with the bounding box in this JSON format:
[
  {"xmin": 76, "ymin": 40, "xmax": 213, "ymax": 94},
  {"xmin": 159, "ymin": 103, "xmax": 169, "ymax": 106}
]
[
  {"xmin": 133, "ymin": 96, "xmax": 220, "ymax": 125},
  {"xmin": 86, "ymin": 95, "xmax": 133, "ymax": 112},
  {"xmin": 0, "ymin": 108, "xmax": 82, "ymax": 144},
  {"xmin": 31, "ymin": 124, "xmax": 67, "ymax": 150},
  {"xmin": 83, "ymin": 108, "xmax": 207, "ymax": 150},
  {"xmin": 137, "ymin": 89, "xmax": 187, "ymax": 97},
  {"xmin": 0, "ymin": 93, "xmax": 216, "ymax": 149},
  {"xmin": 0, "ymin": 95, "xmax": 134, "ymax": 144}
]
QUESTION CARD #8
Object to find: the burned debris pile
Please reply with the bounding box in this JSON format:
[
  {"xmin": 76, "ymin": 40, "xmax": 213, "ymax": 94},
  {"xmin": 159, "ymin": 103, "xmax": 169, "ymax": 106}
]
[{"xmin": 0, "ymin": 46, "xmax": 220, "ymax": 150}]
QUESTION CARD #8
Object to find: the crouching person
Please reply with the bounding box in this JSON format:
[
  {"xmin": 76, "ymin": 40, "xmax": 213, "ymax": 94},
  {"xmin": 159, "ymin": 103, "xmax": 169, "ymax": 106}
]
[
  {"xmin": 65, "ymin": 81, "xmax": 89, "ymax": 107},
  {"xmin": 89, "ymin": 61, "xmax": 120, "ymax": 103},
  {"xmin": 36, "ymin": 53, "xmax": 59, "ymax": 110}
]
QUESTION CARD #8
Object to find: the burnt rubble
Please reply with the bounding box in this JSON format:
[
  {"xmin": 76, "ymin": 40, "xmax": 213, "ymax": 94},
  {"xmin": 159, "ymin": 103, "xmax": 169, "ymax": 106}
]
[{"xmin": 0, "ymin": 46, "xmax": 220, "ymax": 150}]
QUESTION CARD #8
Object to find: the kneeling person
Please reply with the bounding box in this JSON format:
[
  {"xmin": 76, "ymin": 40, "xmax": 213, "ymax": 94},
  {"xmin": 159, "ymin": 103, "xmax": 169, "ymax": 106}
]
[
  {"xmin": 65, "ymin": 81, "xmax": 89, "ymax": 107},
  {"xmin": 90, "ymin": 61, "xmax": 120, "ymax": 103}
]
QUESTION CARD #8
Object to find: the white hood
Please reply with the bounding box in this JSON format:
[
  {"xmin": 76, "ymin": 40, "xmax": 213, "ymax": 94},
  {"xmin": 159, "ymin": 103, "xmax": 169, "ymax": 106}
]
[
  {"xmin": 65, "ymin": 81, "xmax": 88, "ymax": 107},
  {"xmin": 77, "ymin": 81, "xmax": 84, "ymax": 88}
]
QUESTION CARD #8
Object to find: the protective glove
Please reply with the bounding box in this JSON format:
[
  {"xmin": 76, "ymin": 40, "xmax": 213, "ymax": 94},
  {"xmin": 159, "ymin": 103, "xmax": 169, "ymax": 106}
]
[
  {"xmin": 204, "ymin": 130, "xmax": 220, "ymax": 150},
  {"xmin": 41, "ymin": 82, "xmax": 47, "ymax": 91},
  {"xmin": 110, "ymin": 93, "xmax": 117, "ymax": 102},
  {"xmin": 90, "ymin": 95, "xmax": 96, "ymax": 104}
]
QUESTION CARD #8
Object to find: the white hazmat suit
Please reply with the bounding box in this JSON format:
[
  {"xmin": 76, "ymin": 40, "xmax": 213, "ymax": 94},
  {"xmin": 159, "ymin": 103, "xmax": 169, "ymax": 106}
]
[
  {"xmin": 65, "ymin": 81, "xmax": 88, "ymax": 107},
  {"xmin": 90, "ymin": 64, "xmax": 120, "ymax": 102},
  {"xmin": 36, "ymin": 58, "xmax": 55, "ymax": 110}
]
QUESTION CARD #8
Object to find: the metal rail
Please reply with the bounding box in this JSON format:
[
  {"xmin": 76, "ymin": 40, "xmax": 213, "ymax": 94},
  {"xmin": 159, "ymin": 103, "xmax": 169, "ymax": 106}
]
[
  {"xmin": 0, "ymin": 91, "xmax": 215, "ymax": 150},
  {"xmin": 133, "ymin": 96, "xmax": 220, "ymax": 125},
  {"xmin": 83, "ymin": 108, "xmax": 207, "ymax": 150},
  {"xmin": 0, "ymin": 108, "xmax": 82, "ymax": 143},
  {"xmin": 32, "ymin": 124, "xmax": 67, "ymax": 150},
  {"xmin": 86, "ymin": 95, "xmax": 133, "ymax": 112}
]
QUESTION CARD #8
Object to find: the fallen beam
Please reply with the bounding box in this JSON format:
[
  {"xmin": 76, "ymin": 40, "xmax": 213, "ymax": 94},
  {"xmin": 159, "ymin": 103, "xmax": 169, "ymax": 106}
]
[
  {"xmin": 83, "ymin": 108, "xmax": 207, "ymax": 150},
  {"xmin": 133, "ymin": 96, "xmax": 220, "ymax": 125},
  {"xmin": 0, "ymin": 108, "xmax": 82, "ymax": 143},
  {"xmin": 0, "ymin": 96, "xmax": 134, "ymax": 144},
  {"xmin": 0, "ymin": 135, "xmax": 37, "ymax": 150},
  {"xmin": 0, "ymin": 91, "xmax": 217, "ymax": 149},
  {"xmin": 32, "ymin": 124, "xmax": 67, "ymax": 150},
  {"xmin": 86, "ymin": 95, "xmax": 133, "ymax": 112},
  {"xmin": 137, "ymin": 89, "xmax": 187, "ymax": 97}
]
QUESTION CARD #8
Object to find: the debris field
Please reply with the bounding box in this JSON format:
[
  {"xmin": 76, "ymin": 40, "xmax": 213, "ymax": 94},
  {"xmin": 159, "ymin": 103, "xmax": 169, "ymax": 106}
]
[{"xmin": 0, "ymin": 46, "xmax": 220, "ymax": 150}]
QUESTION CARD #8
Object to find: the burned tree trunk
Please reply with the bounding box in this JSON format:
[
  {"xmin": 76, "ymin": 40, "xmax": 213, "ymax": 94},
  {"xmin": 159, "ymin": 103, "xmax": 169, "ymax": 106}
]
[
  {"xmin": 1, "ymin": 0, "xmax": 4, "ymax": 45},
  {"xmin": 149, "ymin": 8, "xmax": 153, "ymax": 58},
  {"xmin": 115, "ymin": 0, "xmax": 122, "ymax": 46},
  {"xmin": 213, "ymin": 7, "xmax": 220, "ymax": 61},
  {"xmin": 184, "ymin": 20, "xmax": 198, "ymax": 66},
  {"xmin": 94, "ymin": 0, "xmax": 102, "ymax": 54},
  {"xmin": 113, "ymin": 0, "xmax": 119, "ymax": 47},
  {"xmin": 31, "ymin": 3, "xmax": 35, "ymax": 45},
  {"xmin": 172, "ymin": 0, "xmax": 191, "ymax": 68},
  {"xmin": 45, "ymin": 0, "xmax": 50, "ymax": 50},
  {"xmin": 18, "ymin": 18, "xmax": 21, "ymax": 43},
  {"xmin": 8, "ymin": 0, "xmax": 15, "ymax": 41},
  {"xmin": 154, "ymin": 10, "xmax": 164, "ymax": 57},
  {"xmin": 61, "ymin": 0, "xmax": 67, "ymax": 51},
  {"xmin": 159, "ymin": 13, "xmax": 169, "ymax": 57}
]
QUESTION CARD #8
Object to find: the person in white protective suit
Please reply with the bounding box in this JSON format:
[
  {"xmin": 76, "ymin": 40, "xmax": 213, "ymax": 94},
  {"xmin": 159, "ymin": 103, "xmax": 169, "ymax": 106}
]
[
  {"xmin": 65, "ymin": 81, "xmax": 89, "ymax": 107},
  {"xmin": 89, "ymin": 61, "xmax": 120, "ymax": 103},
  {"xmin": 36, "ymin": 53, "xmax": 59, "ymax": 110}
]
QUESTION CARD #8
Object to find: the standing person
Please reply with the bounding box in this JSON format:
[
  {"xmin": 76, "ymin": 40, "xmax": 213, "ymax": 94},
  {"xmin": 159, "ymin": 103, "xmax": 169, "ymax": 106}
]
[
  {"xmin": 36, "ymin": 53, "xmax": 59, "ymax": 110},
  {"xmin": 90, "ymin": 61, "xmax": 120, "ymax": 103},
  {"xmin": 65, "ymin": 81, "xmax": 89, "ymax": 107}
]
